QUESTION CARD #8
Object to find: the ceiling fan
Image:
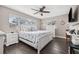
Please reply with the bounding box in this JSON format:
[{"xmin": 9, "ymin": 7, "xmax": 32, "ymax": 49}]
[{"xmin": 31, "ymin": 6, "xmax": 50, "ymax": 16}]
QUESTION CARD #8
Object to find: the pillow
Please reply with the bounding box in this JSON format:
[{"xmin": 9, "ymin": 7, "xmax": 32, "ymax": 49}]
[
  {"xmin": 20, "ymin": 24, "xmax": 31, "ymax": 31},
  {"xmin": 30, "ymin": 26, "xmax": 38, "ymax": 31},
  {"xmin": 70, "ymin": 29, "xmax": 76, "ymax": 34},
  {"xmin": 20, "ymin": 24, "xmax": 39, "ymax": 31}
]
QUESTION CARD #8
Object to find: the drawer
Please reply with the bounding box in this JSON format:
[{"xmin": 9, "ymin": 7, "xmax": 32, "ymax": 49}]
[{"xmin": 10, "ymin": 35, "xmax": 18, "ymax": 38}]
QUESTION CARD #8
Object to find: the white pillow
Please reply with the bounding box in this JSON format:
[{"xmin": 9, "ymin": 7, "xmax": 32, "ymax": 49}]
[
  {"xmin": 20, "ymin": 25, "xmax": 31, "ymax": 31},
  {"xmin": 30, "ymin": 26, "xmax": 38, "ymax": 31},
  {"xmin": 71, "ymin": 34, "xmax": 79, "ymax": 45},
  {"xmin": 20, "ymin": 24, "xmax": 39, "ymax": 31}
]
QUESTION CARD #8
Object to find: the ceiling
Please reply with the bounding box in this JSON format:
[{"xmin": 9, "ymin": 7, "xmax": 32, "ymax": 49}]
[{"xmin": 4, "ymin": 5, "xmax": 77, "ymax": 19}]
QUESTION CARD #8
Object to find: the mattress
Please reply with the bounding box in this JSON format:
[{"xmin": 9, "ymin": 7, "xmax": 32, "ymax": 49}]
[{"xmin": 19, "ymin": 30, "xmax": 51, "ymax": 43}]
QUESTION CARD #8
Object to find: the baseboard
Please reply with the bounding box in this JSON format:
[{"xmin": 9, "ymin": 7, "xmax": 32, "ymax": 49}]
[{"xmin": 55, "ymin": 36, "xmax": 66, "ymax": 39}]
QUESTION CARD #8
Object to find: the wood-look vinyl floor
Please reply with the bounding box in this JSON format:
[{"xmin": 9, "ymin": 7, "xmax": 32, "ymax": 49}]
[{"xmin": 4, "ymin": 38, "xmax": 68, "ymax": 54}]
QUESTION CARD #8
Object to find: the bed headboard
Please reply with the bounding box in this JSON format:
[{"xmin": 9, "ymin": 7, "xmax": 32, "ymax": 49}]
[
  {"xmin": 20, "ymin": 24, "xmax": 30, "ymax": 31},
  {"xmin": 20, "ymin": 24, "xmax": 38, "ymax": 31}
]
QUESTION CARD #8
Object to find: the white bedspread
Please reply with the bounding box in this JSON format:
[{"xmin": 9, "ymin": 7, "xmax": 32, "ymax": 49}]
[{"xmin": 19, "ymin": 30, "xmax": 52, "ymax": 43}]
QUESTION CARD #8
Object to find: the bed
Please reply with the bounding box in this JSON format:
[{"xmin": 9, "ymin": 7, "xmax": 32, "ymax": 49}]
[{"xmin": 19, "ymin": 30, "xmax": 54, "ymax": 54}]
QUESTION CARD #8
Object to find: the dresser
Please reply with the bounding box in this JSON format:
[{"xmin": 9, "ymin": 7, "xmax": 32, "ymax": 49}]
[{"xmin": 5, "ymin": 32, "xmax": 18, "ymax": 46}]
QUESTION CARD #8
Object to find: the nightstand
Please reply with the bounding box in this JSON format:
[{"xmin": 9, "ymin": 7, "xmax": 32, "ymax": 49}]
[
  {"xmin": 6, "ymin": 32, "xmax": 18, "ymax": 46},
  {"xmin": 0, "ymin": 31, "xmax": 6, "ymax": 54}
]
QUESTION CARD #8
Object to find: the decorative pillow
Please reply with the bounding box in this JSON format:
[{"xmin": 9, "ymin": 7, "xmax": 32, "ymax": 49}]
[
  {"xmin": 70, "ymin": 29, "xmax": 76, "ymax": 34},
  {"xmin": 30, "ymin": 26, "xmax": 38, "ymax": 31},
  {"xmin": 20, "ymin": 24, "xmax": 39, "ymax": 31},
  {"xmin": 77, "ymin": 30, "xmax": 79, "ymax": 35},
  {"xmin": 20, "ymin": 24, "xmax": 31, "ymax": 31}
]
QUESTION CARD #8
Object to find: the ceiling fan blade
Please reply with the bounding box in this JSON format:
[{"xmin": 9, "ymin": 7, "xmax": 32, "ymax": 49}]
[
  {"xmin": 31, "ymin": 8, "xmax": 39, "ymax": 11},
  {"xmin": 34, "ymin": 11, "xmax": 39, "ymax": 14},
  {"xmin": 42, "ymin": 6, "xmax": 46, "ymax": 10},
  {"xmin": 43, "ymin": 11, "xmax": 50, "ymax": 13},
  {"xmin": 40, "ymin": 6, "xmax": 46, "ymax": 12}
]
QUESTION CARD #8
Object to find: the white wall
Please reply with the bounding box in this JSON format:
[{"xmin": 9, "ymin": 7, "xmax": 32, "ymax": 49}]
[
  {"xmin": 41, "ymin": 14, "xmax": 68, "ymax": 38},
  {"xmin": 0, "ymin": 6, "xmax": 40, "ymax": 33},
  {"xmin": 40, "ymin": 5, "xmax": 78, "ymax": 38},
  {"xmin": 0, "ymin": 5, "xmax": 78, "ymax": 38}
]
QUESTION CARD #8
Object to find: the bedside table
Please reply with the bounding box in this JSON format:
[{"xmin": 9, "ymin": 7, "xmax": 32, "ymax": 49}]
[
  {"xmin": 0, "ymin": 31, "xmax": 6, "ymax": 54},
  {"xmin": 6, "ymin": 32, "xmax": 18, "ymax": 46}
]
